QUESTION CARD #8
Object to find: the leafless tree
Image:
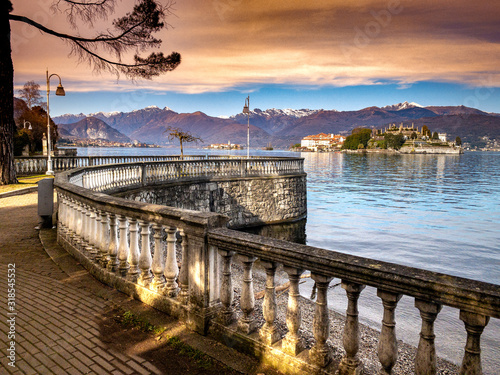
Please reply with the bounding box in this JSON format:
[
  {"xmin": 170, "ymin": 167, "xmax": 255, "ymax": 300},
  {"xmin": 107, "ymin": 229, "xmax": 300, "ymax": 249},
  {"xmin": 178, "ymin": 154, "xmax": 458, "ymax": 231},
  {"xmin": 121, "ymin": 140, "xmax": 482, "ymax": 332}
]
[
  {"xmin": 18, "ymin": 81, "xmax": 43, "ymax": 109},
  {"xmin": 164, "ymin": 126, "xmax": 203, "ymax": 159}
]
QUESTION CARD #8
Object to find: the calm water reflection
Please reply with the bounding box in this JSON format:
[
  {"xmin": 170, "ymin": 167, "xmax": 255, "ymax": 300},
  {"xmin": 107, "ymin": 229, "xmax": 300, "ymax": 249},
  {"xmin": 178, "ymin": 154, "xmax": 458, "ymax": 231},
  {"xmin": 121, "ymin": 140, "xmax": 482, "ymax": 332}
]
[{"xmin": 302, "ymin": 151, "xmax": 499, "ymax": 373}]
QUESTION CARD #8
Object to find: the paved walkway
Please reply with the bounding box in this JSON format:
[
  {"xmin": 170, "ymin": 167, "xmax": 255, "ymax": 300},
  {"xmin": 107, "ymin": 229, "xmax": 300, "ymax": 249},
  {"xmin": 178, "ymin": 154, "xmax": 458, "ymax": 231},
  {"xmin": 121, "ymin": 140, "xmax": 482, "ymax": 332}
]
[
  {"xmin": 0, "ymin": 192, "xmax": 276, "ymax": 375},
  {"xmin": 0, "ymin": 193, "xmax": 165, "ymax": 374}
]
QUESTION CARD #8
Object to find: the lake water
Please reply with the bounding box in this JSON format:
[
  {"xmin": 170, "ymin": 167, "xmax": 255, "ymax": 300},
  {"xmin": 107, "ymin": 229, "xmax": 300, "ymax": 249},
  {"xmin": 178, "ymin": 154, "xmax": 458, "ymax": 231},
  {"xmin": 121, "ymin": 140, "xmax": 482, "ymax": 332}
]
[{"xmin": 73, "ymin": 147, "xmax": 500, "ymax": 372}]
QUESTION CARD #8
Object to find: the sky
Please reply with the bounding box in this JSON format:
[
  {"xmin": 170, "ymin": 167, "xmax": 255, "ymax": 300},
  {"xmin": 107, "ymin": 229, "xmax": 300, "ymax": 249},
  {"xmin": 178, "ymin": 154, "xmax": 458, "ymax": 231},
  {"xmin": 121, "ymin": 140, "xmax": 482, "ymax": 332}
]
[{"xmin": 9, "ymin": 0, "xmax": 500, "ymax": 117}]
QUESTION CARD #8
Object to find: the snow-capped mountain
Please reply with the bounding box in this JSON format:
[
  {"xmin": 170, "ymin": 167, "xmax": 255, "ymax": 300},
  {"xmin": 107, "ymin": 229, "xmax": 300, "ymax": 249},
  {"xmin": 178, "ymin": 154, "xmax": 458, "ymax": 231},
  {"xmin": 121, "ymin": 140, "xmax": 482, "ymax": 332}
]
[
  {"xmin": 231, "ymin": 108, "xmax": 323, "ymax": 134},
  {"xmin": 53, "ymin": 113, "xmax": 88, "ymax": 124},
  {"xmin": 253, "ymin": 108, "xmax": 323, "ymax": 118},
  {"xmin": 52, "ymin": 102, "xmax": 500, "ymax": 148},
  {"xmin": 382, "ymin": 101, "xmax": 423, "ymax": 111}
]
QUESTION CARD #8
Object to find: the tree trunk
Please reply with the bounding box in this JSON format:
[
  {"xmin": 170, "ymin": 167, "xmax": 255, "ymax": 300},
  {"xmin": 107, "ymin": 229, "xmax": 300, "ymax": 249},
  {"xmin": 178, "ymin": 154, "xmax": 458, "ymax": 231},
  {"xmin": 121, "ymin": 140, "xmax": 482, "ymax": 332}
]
[
  {"xmin": 180, "ymin": 140, "xmax": 184, "ymax": 160},
  {"xmin": 0, "ymin": 1, "xmax": 16, "ymax": 185}
]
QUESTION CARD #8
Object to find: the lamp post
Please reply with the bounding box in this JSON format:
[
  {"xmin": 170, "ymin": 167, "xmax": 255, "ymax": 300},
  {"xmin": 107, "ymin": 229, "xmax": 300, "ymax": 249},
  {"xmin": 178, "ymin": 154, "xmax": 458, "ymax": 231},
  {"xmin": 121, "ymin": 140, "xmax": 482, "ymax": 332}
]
[
  {"xmin": 242, "ymin": 96, "xmax": 250, "ymax": 159},
  {"xmin": 46, "ymin": 68, "xmax": 65, "ymax": 175}
]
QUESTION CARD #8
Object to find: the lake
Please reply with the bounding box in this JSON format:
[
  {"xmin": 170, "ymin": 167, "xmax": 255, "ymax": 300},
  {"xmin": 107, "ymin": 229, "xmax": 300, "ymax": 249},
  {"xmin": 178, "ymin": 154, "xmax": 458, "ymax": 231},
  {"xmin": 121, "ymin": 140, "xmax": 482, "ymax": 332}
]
[{"xmin": 73, "ymin": 147, "xmax": 500, "ymax": 372}]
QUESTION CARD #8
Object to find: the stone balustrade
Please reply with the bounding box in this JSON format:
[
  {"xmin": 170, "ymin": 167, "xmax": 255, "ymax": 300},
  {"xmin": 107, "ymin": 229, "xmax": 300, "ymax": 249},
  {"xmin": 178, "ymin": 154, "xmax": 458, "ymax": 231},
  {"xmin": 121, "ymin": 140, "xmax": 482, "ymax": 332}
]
[
  {"xmin": 66, "ymin": 158, "xmax": 305, "ymax": 194},
  {"xmin": 15, "ymin": 155, "xmax": 206, "ymax": 175},
  {"xmin": 15, "ymin": 154, "xmax": 292, "ymax": 175},
  {"xmin": 54, "ymin": 157, "xmax": 500, "ymax": 375}
]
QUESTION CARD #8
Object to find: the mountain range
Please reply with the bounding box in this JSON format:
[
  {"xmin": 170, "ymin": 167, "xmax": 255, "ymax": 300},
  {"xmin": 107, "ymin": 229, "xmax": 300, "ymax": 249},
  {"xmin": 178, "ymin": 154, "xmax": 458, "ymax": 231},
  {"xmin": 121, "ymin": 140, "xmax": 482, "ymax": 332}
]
[
  {"xmin": 58, "ymin": 117, "xmax": 131, "ymax": 143},
  {"xmin": 53, "ymin": 101, "xmax": 500, "ymax": 148}
]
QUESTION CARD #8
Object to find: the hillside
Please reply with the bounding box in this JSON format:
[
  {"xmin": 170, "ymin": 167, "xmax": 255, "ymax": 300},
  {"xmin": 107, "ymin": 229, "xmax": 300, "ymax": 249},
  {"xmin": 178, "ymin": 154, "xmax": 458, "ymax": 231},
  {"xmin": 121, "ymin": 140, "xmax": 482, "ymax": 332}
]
[
  {"xmin": 129, "ymin": 111, "xmax": 271, "ymax": 146},
  {"xmin": 59, "ymin": 117, "xmax": 131, "ymax": 143},
  {"xmin": 54, "ymin": 102, "xmax": 500, "ymax": 148}
]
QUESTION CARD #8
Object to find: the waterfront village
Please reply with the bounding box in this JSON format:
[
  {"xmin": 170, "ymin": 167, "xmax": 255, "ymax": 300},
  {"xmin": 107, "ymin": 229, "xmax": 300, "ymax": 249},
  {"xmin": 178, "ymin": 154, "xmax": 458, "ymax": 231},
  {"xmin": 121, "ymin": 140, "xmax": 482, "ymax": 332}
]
[
  {"xmin": 295, "ymin": 123, "xmax": 464, "ymax": 154},
  {"xmin": 57, "ymin": 137, "xmax": 160, "ymax": 149}
]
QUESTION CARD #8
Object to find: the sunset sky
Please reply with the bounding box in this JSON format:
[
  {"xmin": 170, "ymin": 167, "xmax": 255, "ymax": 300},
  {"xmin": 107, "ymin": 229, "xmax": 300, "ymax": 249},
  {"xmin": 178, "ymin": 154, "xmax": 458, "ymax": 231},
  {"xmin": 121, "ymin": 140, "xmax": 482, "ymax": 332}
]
[{"xmin": 10, "ymin": 0, "xmax": 500, "ymax": 117}]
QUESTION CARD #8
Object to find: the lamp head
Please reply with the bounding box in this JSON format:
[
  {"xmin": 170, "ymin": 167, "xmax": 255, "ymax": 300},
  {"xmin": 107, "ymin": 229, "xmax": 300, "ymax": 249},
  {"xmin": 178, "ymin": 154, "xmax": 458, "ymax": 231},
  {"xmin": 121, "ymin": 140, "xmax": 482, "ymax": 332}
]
[
  {"xmin": 242, "ymin": 104, "xmax": 249, "ymax": 114},
  {"xmin": 55, "ymin": 84, "xmax": 65, "ymax": 96}
]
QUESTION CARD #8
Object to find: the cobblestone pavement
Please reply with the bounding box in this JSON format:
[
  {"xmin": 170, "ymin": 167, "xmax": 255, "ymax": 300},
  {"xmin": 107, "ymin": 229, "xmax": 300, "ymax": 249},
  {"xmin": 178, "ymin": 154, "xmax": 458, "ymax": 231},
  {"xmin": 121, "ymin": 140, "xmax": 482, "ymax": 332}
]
[
  {"xmin": 0, "ymin": 192, "xmax": 277, "ymax": 375},
  {"xmin": 0, "ymin": 193, "xmax": 164, "ymax": 374}
]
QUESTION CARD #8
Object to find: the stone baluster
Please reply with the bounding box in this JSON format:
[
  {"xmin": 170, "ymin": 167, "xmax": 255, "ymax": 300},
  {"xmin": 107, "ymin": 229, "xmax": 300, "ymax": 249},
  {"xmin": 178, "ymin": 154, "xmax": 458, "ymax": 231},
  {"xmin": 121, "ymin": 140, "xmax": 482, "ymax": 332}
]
[
  {"xmin": 63, "ymin": 195, "xmax": 71, "ymax": 233},
  {"xmin": 107, "ymin": 214, "xmax": 119, "ymax": 271},
  {"xmin": 58, "ymin": 195, "xmax": 67, "ymax": 233},
  {"xmin": 459, "ymin": 311, "xmax": 490, "ymax": 375},
  {"xmin": 138, "ymin": 220, "xmax": 153, "ymax": 286},
  {"xmin": 377, "ymin": 289, "xmax": 402, "ymax": 375},
  {"xmin": 238, "ymin": 256, "xmax": 257, "ymax": 334},
  {"xmin": 309, "ymin": 274, "xmax": 333, "ymax": 368},
  {"xmin": 98, "ymin": 212, "xmax": 110, "ymax": 267},
  {"xmin": 414, "ymin": 299, "xmax": 442, "ymax": 375},
  {"xmin": 67, "ymin": 198, "xmax": 75, "ymax": 235},
  {"xmin": 72, "ymin": 200, "xmax": 80, "ymax": 240},
  {"xmin": 79, "ymin": 203, "xmax": 87, "ymax": 249},
  {"xmin": 67, "ymin": 197, "xmax": 73, "ymax": 235},
  {"xmin": 117, "ymin": 215, "xmax": 130, "ymax": 277},
  {"xmin": 339, "ymin": 281, "xmax": 366, "ymax": 375},
  {"xmin": 93, "ymin": 210, "xmax": 102, "ymax": 263},
  {"xmin": 178, "ymin": 229, "xmax": 189, "ymax": 304},
  {"xmin": 218, "ymin": 250, "xmax": 235, "ymax": 325},
  {"xmin": 164, "ymin": 226, "xmax": 180, "ymax": 297},
  {"xmin": 127, "ymin": 218, "xmax": 140, "ymax": 282},
  {"xmin": 64, "ymin": 195, "xmax": 72, "ymax": 233},
  {"xmin": 72, "ymin": 200, "xmax": 81, "ymax": 243},
  {"xmin": 86, "ymin": 208, "xmax": 98, "ymax": 259},
  {"xmin": 282, "ymin": 267, "xmax": 305, "ymax": 356},
  {"xmin": 259, "ymin": 261, "xmax": 280, "ymax": 346},
  {"xmin": 151, "ymin": 224, "xmax": 166, "ymax": 292},
  {"xmin": 83, "ymin": 205, "xmax": 92, "ymax": 249},
  {"xmin": 77, "ymin": 201, "xmax": 85, "ymax": 240}
]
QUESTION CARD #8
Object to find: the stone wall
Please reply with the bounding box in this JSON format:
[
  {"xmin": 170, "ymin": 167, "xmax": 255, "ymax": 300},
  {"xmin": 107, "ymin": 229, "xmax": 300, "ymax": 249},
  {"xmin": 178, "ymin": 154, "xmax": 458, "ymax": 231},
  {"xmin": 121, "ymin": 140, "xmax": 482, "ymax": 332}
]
[
  {"xmin": 399, "ymin": 146, "xmax": 463, "ymax": 154},
  {"xmin": 117, "ymin": 175, "xmax": 307, "ymax": 228}
]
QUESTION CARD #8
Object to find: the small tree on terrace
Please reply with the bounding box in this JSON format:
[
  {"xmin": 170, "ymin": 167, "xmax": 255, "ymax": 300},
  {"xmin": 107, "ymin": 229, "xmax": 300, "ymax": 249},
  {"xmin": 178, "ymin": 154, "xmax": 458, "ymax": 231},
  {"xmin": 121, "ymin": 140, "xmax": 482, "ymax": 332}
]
[
  {"xmin": 422, "ymin": 125, "xmax": 431, "ymax": 138},
  {"xmin": 164, "ymin": 126, "xmax": 203, "ymax": 159}
]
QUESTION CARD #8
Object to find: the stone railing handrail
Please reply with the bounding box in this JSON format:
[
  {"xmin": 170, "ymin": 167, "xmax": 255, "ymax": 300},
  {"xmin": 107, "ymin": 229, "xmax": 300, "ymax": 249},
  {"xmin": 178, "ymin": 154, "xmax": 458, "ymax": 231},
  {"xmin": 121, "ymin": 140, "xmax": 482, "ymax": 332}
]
[
  {"xmin": 15, "ymin": 155, "xmax": 203, "ymax": 175},
  {"xmin": 54, "ymin": 158, "xmax": 499, "ymax": 375},
  {"xmin": 15, "ymin": 154, "xmax": 293, "ymax": 175},
  {"xmin": 208, "ymin": 228, "xmax": 500, "ymax": 318},
  {"xmin": 65, "ymin": 158, "xmax": 305, "ymax": 192}
]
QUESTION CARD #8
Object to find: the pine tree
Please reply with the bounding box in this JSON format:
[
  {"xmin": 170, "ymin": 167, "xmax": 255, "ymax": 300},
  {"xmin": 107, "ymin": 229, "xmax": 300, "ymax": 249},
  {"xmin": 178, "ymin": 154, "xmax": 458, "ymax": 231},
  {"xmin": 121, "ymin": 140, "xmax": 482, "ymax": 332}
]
[{"xmin": 1, "ymin": 0, "xmax": 181, "ymax": 184}]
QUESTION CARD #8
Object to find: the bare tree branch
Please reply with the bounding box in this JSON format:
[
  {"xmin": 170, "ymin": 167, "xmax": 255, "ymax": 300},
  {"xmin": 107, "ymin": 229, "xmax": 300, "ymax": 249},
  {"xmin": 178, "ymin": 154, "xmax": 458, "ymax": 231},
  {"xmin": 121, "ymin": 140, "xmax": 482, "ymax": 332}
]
[
  {"xmin": 51, "ymin": 0, "xmax": 116, "ymax": 27},
  {"xmin": 164, "ymin": 126, "xmax": 203, "ymax": 159},
  {"xmin": 9, "ymin": 0, "xmax": 180, "ymax": 79}
]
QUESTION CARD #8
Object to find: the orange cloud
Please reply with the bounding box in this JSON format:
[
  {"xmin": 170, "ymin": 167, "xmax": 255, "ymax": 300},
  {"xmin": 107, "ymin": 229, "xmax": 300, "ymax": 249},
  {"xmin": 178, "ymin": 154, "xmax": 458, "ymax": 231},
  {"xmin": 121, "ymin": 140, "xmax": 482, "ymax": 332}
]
[{"xmin": 10, "ymin": 0, "xmax": 500, "ymax": 93}]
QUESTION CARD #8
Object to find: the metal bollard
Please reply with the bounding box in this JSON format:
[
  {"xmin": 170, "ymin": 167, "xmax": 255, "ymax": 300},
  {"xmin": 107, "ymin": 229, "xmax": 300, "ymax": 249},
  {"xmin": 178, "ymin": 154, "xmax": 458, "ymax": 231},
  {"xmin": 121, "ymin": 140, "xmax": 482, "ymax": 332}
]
[{"xmin": 38, "ymin": 178, "xmax": 54, "ymax": 228}]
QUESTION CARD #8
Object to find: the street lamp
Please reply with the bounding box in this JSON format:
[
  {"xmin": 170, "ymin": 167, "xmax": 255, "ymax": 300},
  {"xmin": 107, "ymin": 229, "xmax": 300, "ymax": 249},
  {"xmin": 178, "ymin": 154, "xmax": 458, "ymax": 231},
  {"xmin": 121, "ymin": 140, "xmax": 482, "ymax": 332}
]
[
  {"xmin": 46, "ymin": 68, "xmax": 65, "ymax": 175},
  {"xmin": 242, "ymin": 96, "xmax": 250, "ymax": 159}
]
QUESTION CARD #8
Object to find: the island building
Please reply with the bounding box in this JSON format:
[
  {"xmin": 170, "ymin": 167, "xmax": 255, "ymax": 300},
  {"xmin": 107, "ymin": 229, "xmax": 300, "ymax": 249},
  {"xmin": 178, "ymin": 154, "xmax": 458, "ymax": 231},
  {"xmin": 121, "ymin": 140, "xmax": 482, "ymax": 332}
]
[
  {"xmin": 383, "ymin": 124, "xmax": 448, "ymax": 143},
  {"xmin": 207, "ymin": 141, "xmax": 242, "ymax": 150},
  {"xmin": 383, "ymin": 123, "xmax": 422, "ymax": 137},
  {"xmin": 300, "ymin": 133, "xmax": 345, "ymax": 151}
]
